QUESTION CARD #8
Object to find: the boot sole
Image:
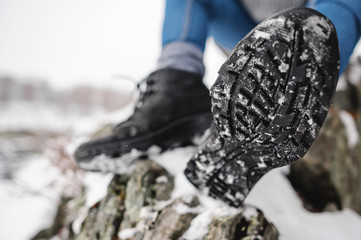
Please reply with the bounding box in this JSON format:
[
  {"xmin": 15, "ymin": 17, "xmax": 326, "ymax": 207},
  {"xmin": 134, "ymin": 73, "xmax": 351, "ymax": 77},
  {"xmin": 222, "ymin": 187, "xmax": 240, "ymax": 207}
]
[
  {"xmin": 75, "ymin": 112, "xmax": 212, "ymax": 172},
  {"xmin": 185, "ymin": 8, "xmax": 339, "ymax": 207}
]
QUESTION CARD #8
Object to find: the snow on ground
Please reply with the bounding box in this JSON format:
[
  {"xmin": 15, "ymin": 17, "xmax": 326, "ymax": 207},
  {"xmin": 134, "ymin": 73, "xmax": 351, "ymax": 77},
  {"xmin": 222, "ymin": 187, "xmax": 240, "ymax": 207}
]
[
  {"xmin": 0, "ymin": 101, "xmax": 136, "ymax": 240},
  {"xmin": 82, "ymin": 172, "xmax": 114, "ymax": 207},
  {"xmin": 245, "ymin": 167, "xmax": 361, "ymax": 240},
  {"xmin": 0, "ymin": 156, "xmax": 65, "ymax": 240},
  {"xmin": 339, "ymin": 110, "xmax": 360, "ymax": 148},
  {"xmin": 1, "ymin": 100, "xmax": 361, "ymax": 239},
  {"xmin": 151, "ymin": 147, "xmax": 361, "ymax": 240},
  {"xmin": 150, "ymin": 144, "xmax": 361, "ymax": 240}
]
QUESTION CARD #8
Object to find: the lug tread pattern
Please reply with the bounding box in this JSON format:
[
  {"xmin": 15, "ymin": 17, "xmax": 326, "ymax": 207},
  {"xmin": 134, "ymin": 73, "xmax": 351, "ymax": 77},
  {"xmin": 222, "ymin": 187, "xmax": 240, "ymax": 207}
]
[{"xmin": 185, "ymin": 8, "xmax": 340, "ymax": 207}]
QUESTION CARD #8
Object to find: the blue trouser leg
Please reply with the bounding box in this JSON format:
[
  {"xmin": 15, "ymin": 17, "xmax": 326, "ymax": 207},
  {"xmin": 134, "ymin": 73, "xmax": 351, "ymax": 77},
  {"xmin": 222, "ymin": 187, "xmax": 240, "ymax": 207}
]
[
  {"xmin": 162, "ymin": 0, "xmax": 209, "ymax": 51},
  {"xmin": 160, "ymin": 0, "xmax": 211, "ymax": 75},
  {"xmin": 160, "ymin": 0, "xmax": 257, "ymax": 75},
  {"xmin": 207, "ymin": 0, "xmax": 257, "ymax": 51},
  {"xmin": 162, "ymin": 0, "xmax": 361, "ymax": 75},
  {"xmin": 162, "ymin": 0, "xmax": 256, "ymax": 51},
  {"xmin": 310, "ymin": 0, "xmax": 361, "ymax": 74}
]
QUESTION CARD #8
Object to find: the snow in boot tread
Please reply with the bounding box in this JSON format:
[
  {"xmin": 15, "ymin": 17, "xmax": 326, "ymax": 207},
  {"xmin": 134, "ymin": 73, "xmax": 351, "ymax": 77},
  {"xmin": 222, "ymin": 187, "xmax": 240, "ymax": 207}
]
[{"xmin": 185, "ymin": 8, "xmax": 339, "ymax": 207}]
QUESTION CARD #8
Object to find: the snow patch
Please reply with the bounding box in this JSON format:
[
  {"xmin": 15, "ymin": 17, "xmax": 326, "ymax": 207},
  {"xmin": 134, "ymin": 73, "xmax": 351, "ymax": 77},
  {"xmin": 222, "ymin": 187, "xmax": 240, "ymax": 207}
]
[
  {"xmin": 72, "ymin": 207, "xmax": 89, "ymax": 234},
  {"xmin": 336, "ymin": 74, "xmax": 347, "ymax": 92},
  {"xmin": 118, "ymin": 228, "xmax": 137, "ymax": 239},
  {"xmin": 192, "ymin": 128, "xmax": 211, "ymax": 145},
  {"xmin": 254, "ymin": 30, "xmax": 271, "ymax": 40},
  {"xmin": 261, "ymin": 16, "xmax": 286, "ymax": 28},
  {"xmin": 339, "ymin": 110, "xmax": 359, "ymax": 148},
  {"xmin": 83, "ymin": 172, "xmax": 113, "ymax": 207},
  {"xmin": 0, "ymin": 156, "xmax": 65, "ymax": 240},
  {"xmin": 155, "ymin": 175, "xmax": 169, "ymax": 184},
  {"xmin": 300, "ymin": 51, "xmax": 310, "ymax": 61},
  {"xmin": 242, "ymin": 206, "xmax": 258, "ymax": 220},
  {"xmin": 278, "ymin": 62, "xmax": 289, "ymax": 73},
  {"xmin": 173, "ymin": 202, "xmax": 201, "ymax": 215},
  {"xmin": 245, "ymin": 167, "xmax": 361, "ymax": 240},
  {"xmin": 78, "ymin": 146, "xmax": 161, "ymax": 175},
  {"xmin": 303, "ymin": 16, "xmax": 331, "ymax": 40},
  {"xmin": 181, "ymin": 211, "xmax": 213, "ymax": 240},
  {"xmin": 278, "ymin": 96, "xmax": 286, "ymax": 105}
]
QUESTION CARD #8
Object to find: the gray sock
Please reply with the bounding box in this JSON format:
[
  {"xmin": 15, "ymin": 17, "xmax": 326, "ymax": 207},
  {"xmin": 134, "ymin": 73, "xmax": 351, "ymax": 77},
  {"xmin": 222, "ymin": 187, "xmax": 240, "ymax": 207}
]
[{"xmin": 157, "ymin": 41, "xmax": 205, "ymax": 76}]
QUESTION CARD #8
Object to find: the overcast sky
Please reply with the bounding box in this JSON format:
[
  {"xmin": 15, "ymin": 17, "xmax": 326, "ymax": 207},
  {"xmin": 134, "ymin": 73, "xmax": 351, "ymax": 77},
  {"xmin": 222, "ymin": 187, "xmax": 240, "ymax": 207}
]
[{"xmin": 0, "ymin": 0, "xmax": 168, "ymax": 89}]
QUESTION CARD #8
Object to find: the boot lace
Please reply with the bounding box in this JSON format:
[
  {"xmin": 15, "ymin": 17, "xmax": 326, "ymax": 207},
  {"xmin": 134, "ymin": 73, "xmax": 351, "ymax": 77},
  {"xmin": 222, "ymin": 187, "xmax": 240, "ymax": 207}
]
[
  {"xmin": 134, "ymin": 76, "xmax": 157, "ymax": 111},
  {"xmin": 112, "ymin": 73, "xmax": 157, "ymax": 111},
  {"xmin": 112, "ymin": 74, "xmax": 157, "ymax": 133}
]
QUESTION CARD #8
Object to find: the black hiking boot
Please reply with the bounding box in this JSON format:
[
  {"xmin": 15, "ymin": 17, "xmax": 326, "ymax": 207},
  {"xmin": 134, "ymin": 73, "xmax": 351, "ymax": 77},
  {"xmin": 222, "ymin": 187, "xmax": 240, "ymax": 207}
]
[
  {"xmin": 75, "ymin": 68, "xmax": 212, "ymax": 172},
  {"xmin": 184, "ymin": 8, "xmax": 340, "ymax": 207}
]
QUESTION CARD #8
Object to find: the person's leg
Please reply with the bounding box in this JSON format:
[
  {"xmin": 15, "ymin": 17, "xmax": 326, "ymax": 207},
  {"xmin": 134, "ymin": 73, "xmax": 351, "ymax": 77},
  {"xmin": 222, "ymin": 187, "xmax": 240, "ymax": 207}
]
[
  {"xmin": 162, "ymin": 0, "xmax": 209, "ymax": 50},
  {"xmin": 208, "ymin": 0, "xmax": 258, "ymax": 52},
  {"xmin": 159, "ymin": 0, "xmax": 259, "ymax": 75},
  {"xmin": 159, "ymin": 0, "xmax": 211, "ymax": 76},
  {"xmin": 309, "ymin": 0, "xmax": 361, "ymax": 74}
]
